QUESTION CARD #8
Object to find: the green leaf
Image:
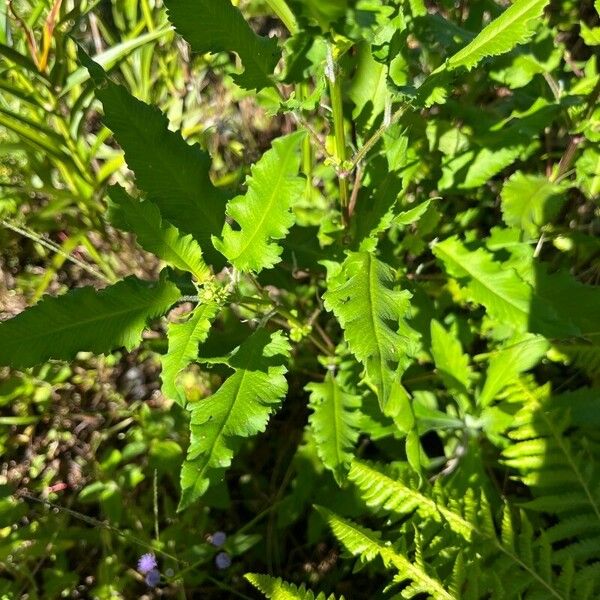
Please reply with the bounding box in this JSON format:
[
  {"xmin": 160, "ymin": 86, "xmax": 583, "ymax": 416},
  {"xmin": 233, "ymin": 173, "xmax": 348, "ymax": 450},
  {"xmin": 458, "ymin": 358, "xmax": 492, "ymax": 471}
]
[
  {"xmin": 63, "ymin": 28, "xmax": 172, "ymax": 95},
  {"xmin": 432, "ymin": 237, "xmax": 560, "ymax": 335},
  {"xmin": 82, "ymin": 54, "xmax": 225, "ymax": 265},
  {"xmin": 316, "ymin": 506, "xmax": 454, "ymax": 600},
  {"xmin": 107, "ymin": 186, "xmax": 211, "ymax": 282},
  {"xmin": 430, "ymin": 320, "xmax": 472, "ymax": 393},
  {"xmin": 306, "ymin": 372, "xmax": 361, "ymax": 485},
  {"xmin": 213, "ymin": 131, "xmax": 306, "ymax": 273},
  {"xmin": 245, "ymin": 573, "xmax": 340, "ymax": 600},
  {"xmin": 0, "ymin": 273, "xmax": 180, "ymax": 369},
  {"xmin": 323, "ymin": 252, "xmax": 419, "ymax": 416},
  {"xmin": 575, "ymin": 147, "xmax": 600, "ymax": 201},
  {"xmin": 161, "ymin": 302, "xmax": 222, "ymax": 406},
  {"xmin": 580, "ymin": 22, "xmax": 600, "ymax": 46},
  {"xmin": 445, "ymin": 0, "xmax": 549, "ymax": 72},
  {"xmin": 478, "ymin": 334, "xmax": 549, "ymax": 407},
  {"xmin": 500, "ymin": 172, "xmax": 566, "ymax": 237},
  {"xmin": 179, "ymin": 330, "xmax": 290, "ymax": 509},
  {"xmin": 164, "ymin": 0, "xmax": 281, "ymax": 90}
]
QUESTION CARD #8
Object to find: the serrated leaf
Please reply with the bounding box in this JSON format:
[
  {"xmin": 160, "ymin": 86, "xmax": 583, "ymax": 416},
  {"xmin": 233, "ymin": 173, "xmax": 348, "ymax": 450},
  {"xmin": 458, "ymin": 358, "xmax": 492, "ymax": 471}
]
[
  {"xmin": 0, "ymin": 273, "xmax": 180, "ymax": 369},
  {"xmin": 478, "ymin": 334, "xmax": 549, "ymax": 407},
  {"xmin": 306, "ymin": 372, "xmax": 361, "ymax": 484},
  {"xmin": 446, "ymin": 0, "xmax": 549, "ymax": 72},
  {"xmin": 213, "ymin": 131, "xmax": 306, "ymax": 273},
  {"xmin": 179, "ymin": 329, "xmax": 290, "ymax": 509},
  {"xmin": 245, "ymin": 573, "xmax": 341, "ymax": 600},
  {"xmin": 161, "ymin": 302, "xmax": 222, "ymax": 406},
  {"xmin": 107, "ymin": 185, "xmax": 211, "ymax": 282},
  {"xmin": 500, "ymin": 172, "xmax": 566, "ymax": 237},
  {"xmin": 164, "ymin": 0, "xmax": 280, "ymax": 90},
  {"xmin": 432, "ymin": 236, "xmax": 562, "ymax": 336},
  {"xmin": 430, "ymin": 319, "xmax": 472, "ymax": 393},
  {"xmin": 323, "ymin": 252, "xmax": 419, "ymax": 416},
  {"xmin": 82, "ymin": 54, "xmax": 225, "ymax": 265}
]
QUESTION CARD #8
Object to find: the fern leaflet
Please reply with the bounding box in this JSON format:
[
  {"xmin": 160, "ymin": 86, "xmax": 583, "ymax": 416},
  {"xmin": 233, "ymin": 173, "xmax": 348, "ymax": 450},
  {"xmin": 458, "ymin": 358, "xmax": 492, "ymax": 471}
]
[{"xmin": 245, "ymin": 573, "xmax": 342, "ymax": 600}]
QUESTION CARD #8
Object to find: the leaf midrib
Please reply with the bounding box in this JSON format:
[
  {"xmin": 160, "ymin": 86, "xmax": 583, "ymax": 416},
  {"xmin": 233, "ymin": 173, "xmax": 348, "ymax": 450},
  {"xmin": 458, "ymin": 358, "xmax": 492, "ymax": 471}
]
[
  {"xmin": 228, "ymin": 139, "xmax": 297, "ymax": 264},
  {"xmin": 448, "ymin": 0, "xmax": 547, "ymax": 69},
  {"xmin": 437, "ymin": 244, "xmax": 528, "ymax": 322},
  {"xmin": 5, "ymin": 283, "xmax": 173, "ymax": 346}
]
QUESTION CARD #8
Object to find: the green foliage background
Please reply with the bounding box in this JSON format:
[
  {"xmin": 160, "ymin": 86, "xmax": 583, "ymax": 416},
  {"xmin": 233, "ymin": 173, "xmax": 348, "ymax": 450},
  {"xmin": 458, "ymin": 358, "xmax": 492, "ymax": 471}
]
[{"xmin": 0, "ymin": 0, "xmax": 599, "ymax": 598}]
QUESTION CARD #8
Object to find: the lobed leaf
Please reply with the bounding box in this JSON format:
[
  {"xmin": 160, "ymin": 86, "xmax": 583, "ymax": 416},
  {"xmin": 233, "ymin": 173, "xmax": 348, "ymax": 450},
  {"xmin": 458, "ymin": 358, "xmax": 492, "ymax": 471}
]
[
  {"xmin": 500, "ymin": 172, "xmax": 567, "ymax": 237},
  {"xmin": 0, "ymin": 273, "xmax": 180, "ymax": 369},
  {"xmin": 179, "ymin": 329, "xmax": 290, "ymax": 509},
  {"xmin": 213, "ymin": 131, "xmax": 306, "ymax": 273},
  {"xmin": 82, "ymin": 54, "xmax": 225, "ymax": 266},
  {"xmin": 446, "ymin": 0, "xmax": 550, "ymax": 72},
  {"xmin": 430, "ymin": 319, "xmax": 473, "ymax": 394},
  {"xmin": 478, "ymin": 334, "xmax": 549, "ymax": 407},
  {"xmin": 161, "ymin": 301, "xmax": 222, "ymax": 406},
  {"xmin": 323, "ymin": 252, "xmax": 420, "ymax": 416},
  {"xmin": 107, "ymin": 185, "xmax": 211, "ymax": 282},
  {"xmin": 432, "ymin": 236, "xmax": 564, "ymax": 337},
  {"xmin": 306, "ymin": 372, "xmax": 361, "ymax": 484},
  {"xmin": 164, "ymin": 0, "xmax": 281, "ymax": 90}
]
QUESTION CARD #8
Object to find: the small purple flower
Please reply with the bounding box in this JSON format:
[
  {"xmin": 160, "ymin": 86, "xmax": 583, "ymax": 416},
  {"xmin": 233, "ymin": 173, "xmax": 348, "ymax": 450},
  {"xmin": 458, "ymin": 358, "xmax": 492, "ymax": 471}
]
[
  {"xmin": 215, "ymin": 552, "xmax": 231, "ymax": 570},
  {"xmin": 145, "ymin": 568, "xmax": 161, "ymax": 587},
  {"xmin": 137, "ymin": 553, "xmax": 157, "ymax": 575},
  {"xmin": 211, "ymin": 531, "xmax": 227, "ymax": 547}
]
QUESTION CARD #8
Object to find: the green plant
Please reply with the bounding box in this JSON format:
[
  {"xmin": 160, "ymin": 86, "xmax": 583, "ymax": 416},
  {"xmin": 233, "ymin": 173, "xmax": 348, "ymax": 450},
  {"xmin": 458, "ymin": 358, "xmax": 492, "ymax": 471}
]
[{"xmin": 1, "ymin": 0, "xmax": 599, "ymax": 597}]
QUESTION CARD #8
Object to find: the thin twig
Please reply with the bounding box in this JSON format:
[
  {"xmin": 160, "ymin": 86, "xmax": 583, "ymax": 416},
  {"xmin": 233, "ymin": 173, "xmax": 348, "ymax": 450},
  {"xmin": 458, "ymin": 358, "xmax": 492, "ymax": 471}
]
[{"xmin": 1, "ymin": 219, "xmax": 110, "ymax": 283}]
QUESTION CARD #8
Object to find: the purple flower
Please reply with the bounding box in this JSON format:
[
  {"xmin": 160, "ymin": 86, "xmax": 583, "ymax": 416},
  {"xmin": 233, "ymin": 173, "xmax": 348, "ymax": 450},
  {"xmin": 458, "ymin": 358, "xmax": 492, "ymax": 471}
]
[
  {"xmin": 145, "ymin": 568, "xmax": 161, "ymax": 587},
  {"xmin": 137, "ymin": 553, "xmax": 157, "ymax": 575},
  {"xmin": 211, "ymin": 531, "xmax": 227, "ymax": 547},
  {"xmin": 215, "ymin": 552, "xmax": 231, "ymax": 570}
]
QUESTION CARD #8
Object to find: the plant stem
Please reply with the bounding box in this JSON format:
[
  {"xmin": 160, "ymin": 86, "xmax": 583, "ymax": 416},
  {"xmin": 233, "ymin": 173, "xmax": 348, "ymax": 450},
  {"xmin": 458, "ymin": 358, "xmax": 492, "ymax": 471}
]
[
  {"xmin": 264, "ymin": 0, "xmax": 298, "ymax": 35},
  {"xmin": 554, "ymin": 76, "xmax": 600, "ymax": 181},
  {"xmin": 347, "ymin": 105, "xmax": 409, "ymax": 173},
  {"xmin": 327, "ymin": 46, "xmax": 349, "ymax": 223}
]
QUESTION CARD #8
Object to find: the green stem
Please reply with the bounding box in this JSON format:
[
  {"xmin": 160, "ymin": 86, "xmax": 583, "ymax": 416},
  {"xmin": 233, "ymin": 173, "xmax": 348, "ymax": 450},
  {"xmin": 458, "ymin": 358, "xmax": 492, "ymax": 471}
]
[
  {"xmin": 264, "ymin": 0, "xmax": 298, "ymax": 34},
  {"xmin": 327, "ymin": 48, "xmax": 349, "ymax": 223}
]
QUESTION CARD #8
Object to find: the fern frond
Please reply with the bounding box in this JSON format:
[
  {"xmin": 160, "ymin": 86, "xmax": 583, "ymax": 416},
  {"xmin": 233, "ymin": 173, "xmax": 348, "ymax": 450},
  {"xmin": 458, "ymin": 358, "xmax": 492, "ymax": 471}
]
[
  {"xmin": 245, "ymin": 573, "xmax": 342, "ymax": 600},
  {"xmin": 179, "ymin": 329, "xmax": 290, "ymax": 509},
  {"xmin": 347, "ymin": 460, "xmax": 578, "ymax": 599},
  {"xmin": 323, "ymin": 252, "xmax": 420, "ymax": 416},
  {"xmin": 316, "ymin": 507, "xmax": 454, "ymax": 600},
  {"xmin": 503, "ymin": 378, "xmax": 600, "ymax": 564},
  {"xmin": 213, "ymin": 132, "xmax": 306, "ymax": 273}
]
